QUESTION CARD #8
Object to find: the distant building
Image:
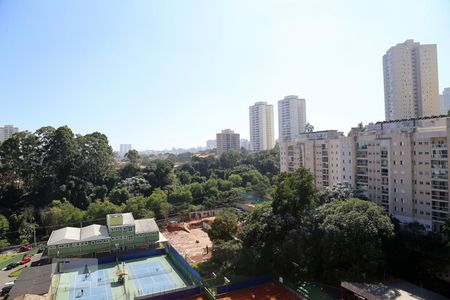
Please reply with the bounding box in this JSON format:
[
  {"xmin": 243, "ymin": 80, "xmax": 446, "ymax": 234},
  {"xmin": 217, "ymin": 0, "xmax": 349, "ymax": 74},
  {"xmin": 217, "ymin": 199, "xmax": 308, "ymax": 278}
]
[
  {"xmin": 216, "ymin": 129, "xmax": 240, "ymax": 155},
  {"xmin": 278, "ymin": 95, "xmax": 306, "ymax": 144},
  {"xmin": 280, "ymin": 130, "xmax": 354, "ymax": 189},
  {"xmin": 119, "ymin": 144, "xmax": 132, "ymax": 157},
  {"xmin": 240, "ymin": 138, "xmax": 250, "ymax": 150},
  {"xmin": 280, "ymin": 116, "xmax": 450, "ymax": 232},
  {"xmin": 249, "ymin": 101, "xmax": 275, "ymax": 151},
  {"xmin": 206, "ymin": 139, "xmax": 216, "ymax": 150},
  {"xmin": 440, "ymin": 88, "xmax": 450, "ymax": 115},
  {"xmin": 383, "ymin": 40, "xmax": 440, "ymax": 121},
  {"xmin": 46, "ymin": 212, "xmax": 162, "ymax": 258},
  {"xmin": 0, "ymin": 125, "xmax": 19, "ymax": 143}
]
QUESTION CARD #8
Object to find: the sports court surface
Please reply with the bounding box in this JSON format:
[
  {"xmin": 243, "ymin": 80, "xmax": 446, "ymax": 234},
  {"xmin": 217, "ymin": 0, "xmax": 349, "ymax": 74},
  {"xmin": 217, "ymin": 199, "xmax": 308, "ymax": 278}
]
[{"xmin": 53, "ymin": 254, "xmax": 188, "ymax": 300}]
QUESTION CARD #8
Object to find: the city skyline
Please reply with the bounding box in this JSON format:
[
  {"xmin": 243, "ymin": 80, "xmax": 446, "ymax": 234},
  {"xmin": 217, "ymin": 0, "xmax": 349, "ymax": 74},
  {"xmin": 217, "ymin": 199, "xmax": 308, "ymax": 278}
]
[{"xmin": 1, "ymin": 1, "xmax": 449, "ymax": 151}]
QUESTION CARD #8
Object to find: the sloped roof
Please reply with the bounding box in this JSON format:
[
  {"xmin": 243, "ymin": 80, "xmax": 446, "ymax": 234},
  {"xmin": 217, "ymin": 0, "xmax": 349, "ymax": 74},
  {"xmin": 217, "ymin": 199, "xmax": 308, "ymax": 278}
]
[
  {"xmin": 47, "ymin": 225, "xmax": 110, "ymax": 246},
  {"xmin": 135, "ymin": 219, "xmax": 159, "ymax": 234},
  {"xmin": 80, "ymin": 224, "xmax": 109, "ymax": 241},
  {"xmin": 47, "ymin": 227, "xmax": 80, "ymax": 246}
]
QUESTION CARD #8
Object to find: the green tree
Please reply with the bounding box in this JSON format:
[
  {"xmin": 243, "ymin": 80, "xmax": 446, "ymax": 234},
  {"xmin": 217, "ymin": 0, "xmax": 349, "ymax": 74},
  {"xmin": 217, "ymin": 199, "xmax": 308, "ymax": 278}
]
[
  {"xmin": 125, "ymin": 196, "xmax": 155, "ymax": 219},
  {"xmin": 272, "ymin": 168, "xmax": 318, "ymax": 222},
  {"xmin": 208, "ymin": 209, "xmax": 238, "ymax": 242},
  {"xmin": 109, "ymin": 187, "xmax": 130, "ymax": 204},
  {"xmin": 0, "ymin": 214, "xmax": 10, "ymax": 247},
  {"xmin": 316, "ymin": 198, "xmax": 394, "ymax": 282},
  {"xmin": 40, "ymin": 200, "xmax": 85, "ymax": 234},
  {"xmin": 147, "ymin": 189, "xmax": 170, "ymax": 219},
  {"xmin": 85, "ymin": 199, "xmax": 123, "ymax": 222},
  {"xmin": 125, "ymin": 149, "xmax": 140, "ymax": 164}
]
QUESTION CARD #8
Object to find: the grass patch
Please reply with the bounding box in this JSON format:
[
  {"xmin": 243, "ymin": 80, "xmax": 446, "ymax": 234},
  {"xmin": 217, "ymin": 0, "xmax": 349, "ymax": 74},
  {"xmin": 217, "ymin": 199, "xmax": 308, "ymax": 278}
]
[
  {"xmin": 0, "ymin": 254, "xmax": 17, "ymax": 264},
  {"xmin": 9, "ymin": 266, "xmax": 27, "ymax": 277}
]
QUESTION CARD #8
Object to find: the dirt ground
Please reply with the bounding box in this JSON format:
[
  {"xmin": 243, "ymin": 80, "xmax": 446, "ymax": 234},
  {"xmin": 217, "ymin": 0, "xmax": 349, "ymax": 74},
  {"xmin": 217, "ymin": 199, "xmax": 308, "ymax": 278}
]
[{"xmin": 162, "ymin": 226, "xmax": 212, "ymax": 264}]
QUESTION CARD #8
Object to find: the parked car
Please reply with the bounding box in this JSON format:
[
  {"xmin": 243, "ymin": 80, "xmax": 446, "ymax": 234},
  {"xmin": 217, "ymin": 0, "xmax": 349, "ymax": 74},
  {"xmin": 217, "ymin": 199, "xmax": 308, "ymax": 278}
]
[
  {"xmin": 1, "ymin": 281, "xmax": 14, "ymax": 295},
  {"xmin": 19, "ymin": 257, "xmax": 31, "ymax": 265},
  {"xmin": 18, "ymin": 245, "xmax": 32, "ymax": 252},
  {"xmin": 3, "ymin": 262, "xmax": 20, "ymax": 270}
]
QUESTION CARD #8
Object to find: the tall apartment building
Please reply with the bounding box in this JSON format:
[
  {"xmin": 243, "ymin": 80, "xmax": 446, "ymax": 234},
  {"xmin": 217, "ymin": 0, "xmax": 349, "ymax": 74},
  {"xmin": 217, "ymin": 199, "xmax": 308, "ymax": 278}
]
[
  {"xmin": 280, "ymin": 116, "xmax": 450, "ymax": 232},
  {"xmin": 278, "ymin": 95, "xmax": 306, "ymax": 144},
  {"xmin": 440, "ymin": 88, "xmax": 450, "ymax": 115},
  {"xmin": 0, "ymin": 125, "xmax": 19, "ymax": 143},
  {"xmin": 249, "ymin": 102, "xmax": 274, "ymax": 151},
  {"xmin": 216, "ymin": 129, "xmax": 240, "ymax": 155},
  {"xmin": 119, "ymin": 144, "xmax": 132, "ymax": 157},
  {"xmin": 383, "ymin": 40, "xmax": 440, "ymax": 121},
  {"xmin": 280, "ymin": 130, "xmax": 355, "ymax": 189}
]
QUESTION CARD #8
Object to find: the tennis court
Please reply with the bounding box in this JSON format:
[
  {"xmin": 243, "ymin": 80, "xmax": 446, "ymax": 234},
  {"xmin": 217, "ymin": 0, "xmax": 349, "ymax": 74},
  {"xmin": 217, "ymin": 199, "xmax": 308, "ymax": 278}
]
[
  {"xmin": 53, "ymin": 254, "xmax": 189, "ymax": 300},
  {"xmin": 126, "ymin": 255, "xmax": 187, "ymax": 297},
  {"xmin": 68, "ymin": 269, "xmax": 113, "ymax": 300}
]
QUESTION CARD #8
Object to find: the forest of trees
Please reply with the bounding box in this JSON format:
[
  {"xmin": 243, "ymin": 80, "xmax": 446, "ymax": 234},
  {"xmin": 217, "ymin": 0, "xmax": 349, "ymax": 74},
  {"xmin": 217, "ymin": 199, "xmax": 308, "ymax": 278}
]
[{"xmin": 0, "ymin": 126, "xmax": 279, "ymax": 245}]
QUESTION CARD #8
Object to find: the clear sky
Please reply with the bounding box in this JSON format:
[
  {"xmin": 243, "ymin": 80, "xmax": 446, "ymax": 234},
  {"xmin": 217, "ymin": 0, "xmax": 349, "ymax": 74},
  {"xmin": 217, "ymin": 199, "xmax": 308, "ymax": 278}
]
[{"xmin": 1, "ymin": 0, "xmax": 449, "ymax": 151}]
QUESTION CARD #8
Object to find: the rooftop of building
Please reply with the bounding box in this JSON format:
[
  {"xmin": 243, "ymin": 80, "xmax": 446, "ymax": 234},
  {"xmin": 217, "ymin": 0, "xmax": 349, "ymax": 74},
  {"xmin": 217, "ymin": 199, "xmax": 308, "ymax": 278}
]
[
  {"xmin": 47, "ymin": 225, "xmax": 110, "ymax": 246},
  {"xmin": 342, "ymin": 279, "xmax": 448, "ymax": 300},
  {"xmin": 107, "ymin": 212, "xmax": 135, "ymax": 226},
  {"xmin": 135, "ymin": 219, "xmax": 159, "ymax": 234}
]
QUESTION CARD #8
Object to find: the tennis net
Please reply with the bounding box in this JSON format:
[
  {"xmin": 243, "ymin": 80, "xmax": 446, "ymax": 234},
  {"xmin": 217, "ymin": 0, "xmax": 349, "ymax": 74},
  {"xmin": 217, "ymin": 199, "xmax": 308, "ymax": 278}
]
[{"xmin": 128, "ymin": 265, "xmax": 173, "ymax": 279}]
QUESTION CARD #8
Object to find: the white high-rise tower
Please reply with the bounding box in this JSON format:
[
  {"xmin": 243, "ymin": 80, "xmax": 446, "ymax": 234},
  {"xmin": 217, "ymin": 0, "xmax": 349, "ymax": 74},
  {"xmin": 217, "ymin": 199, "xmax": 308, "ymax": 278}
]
[
  {"xmin": 278, "ymin": 95, "xmax": 306, "ymax": 144},
  {"xmin": 249, "ymin": 102, "xmax": 274, "ymax": 151}
]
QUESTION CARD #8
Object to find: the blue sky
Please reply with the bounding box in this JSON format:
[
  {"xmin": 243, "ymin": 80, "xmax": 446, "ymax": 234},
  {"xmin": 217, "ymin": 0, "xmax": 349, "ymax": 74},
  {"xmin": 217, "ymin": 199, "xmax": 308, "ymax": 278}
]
[{"xmin": 0, "ymin": 0, "xmax": 449, "ymax": 151}]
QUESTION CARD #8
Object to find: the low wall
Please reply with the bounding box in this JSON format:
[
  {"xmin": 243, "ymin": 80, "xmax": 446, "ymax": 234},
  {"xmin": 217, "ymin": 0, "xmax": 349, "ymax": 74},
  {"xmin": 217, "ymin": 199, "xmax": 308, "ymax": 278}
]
[
  {"xmin": 97, "ymin": 248, "xmax": 165, "ymax": 264},
  {"xmin": 216, "ymin": 275, "xmax": 273, "ymax": 295},
  {"xmin": 165, "ymin": 244, "xmax": 202, "ymax": 284}
]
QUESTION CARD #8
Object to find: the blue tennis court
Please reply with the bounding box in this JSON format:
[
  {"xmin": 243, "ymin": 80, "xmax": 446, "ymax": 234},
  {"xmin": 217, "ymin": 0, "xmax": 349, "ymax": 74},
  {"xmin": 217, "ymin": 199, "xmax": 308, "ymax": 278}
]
[
  {"xmin": 68, "ymin": 269, "xmax": 113, "ymax": 300},
  {"xmin": 128, "ymin": 260, "xmax": 179, "ymax": 296}
]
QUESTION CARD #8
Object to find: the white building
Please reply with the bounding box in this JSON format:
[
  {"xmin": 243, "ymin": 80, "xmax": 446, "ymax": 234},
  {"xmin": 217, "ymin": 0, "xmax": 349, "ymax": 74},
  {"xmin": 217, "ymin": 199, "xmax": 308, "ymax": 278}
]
[
  {"xmin": 249, "ymin": 101, "xmax": 275, "ymax": 151},
  {"xmin": 278, "ymin": 95, "xmax": 306, "ymax": 144},
  {"xmin": 440, "ymin": 88, "xmax": 450, "ymax": 115},
  {"xmin": 383, "ymin": 40, "xmax": 440, "ymax": 121},
  {"xmin": 119, "ymin": 144, "xmax": 132, "ymax": 157},
  {"xmin": 0, "ymin": 125, "xmax": 19, "ymax": 143}
]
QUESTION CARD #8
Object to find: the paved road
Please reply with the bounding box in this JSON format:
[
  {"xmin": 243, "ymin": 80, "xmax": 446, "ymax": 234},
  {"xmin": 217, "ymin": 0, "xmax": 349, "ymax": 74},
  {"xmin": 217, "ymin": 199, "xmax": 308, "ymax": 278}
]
[{"xmin": 0, "ymin": 253, "xmax": 42, "ymax": 299}]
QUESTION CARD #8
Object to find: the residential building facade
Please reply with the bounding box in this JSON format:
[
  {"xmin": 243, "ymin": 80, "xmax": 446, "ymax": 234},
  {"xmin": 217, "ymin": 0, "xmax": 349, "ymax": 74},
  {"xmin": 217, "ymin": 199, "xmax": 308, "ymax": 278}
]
[
  {"xmin": 280, "ymin": 116, "xmax": 450, "ymax": 232},
  {"xmin": 280, "ymin": 130, "xmax": 355, "ymax": 189},
  {"xmin": 0, "ymin": 125, "xmax": 19, "ymax": 143},
  {"xmin": 249, "ymin": 101, "xmax": 275, "ymax": 151},
  {"xmin": 278, "ymin": 95, "xmax": 306, "ymax": 144},
  {"xmin": 383, "ymin": 40, "xmax": 440, "ymax": 121},
  {"xmin": 216, "ymin": 129, "xmax": 240, "ymax": 155},
  {"xmin": 47, "ymin": 213, "xmax": 162, "ymax": 258},
  {"xmin": 440, "ymin": 88, "xmax": 450, "ymax": 115},
  {"xmin": 240, "ymin": 138, "xmax": 250, "ymax": 150}
]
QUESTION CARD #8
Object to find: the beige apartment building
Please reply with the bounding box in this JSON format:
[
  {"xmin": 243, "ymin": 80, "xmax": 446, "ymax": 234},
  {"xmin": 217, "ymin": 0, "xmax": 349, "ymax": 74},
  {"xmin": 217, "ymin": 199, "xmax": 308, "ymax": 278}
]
[
  {"xmin": 280, "ymin": 130, "xmax": 355, "ymax": 189},
  {"xmin": 249, "ymin": 101, "xmax": 275, "ymax": 151},
  {"xmin": 216, "ymin": 129, "xmax": 240, "ymax": 155},
  {"xmin": 383, "ymin": 40, "xmax": 440, "ymax": 121},
  {"xmin": 280, "ymin": 116, "xmax": 450, "ymax": 232}
]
